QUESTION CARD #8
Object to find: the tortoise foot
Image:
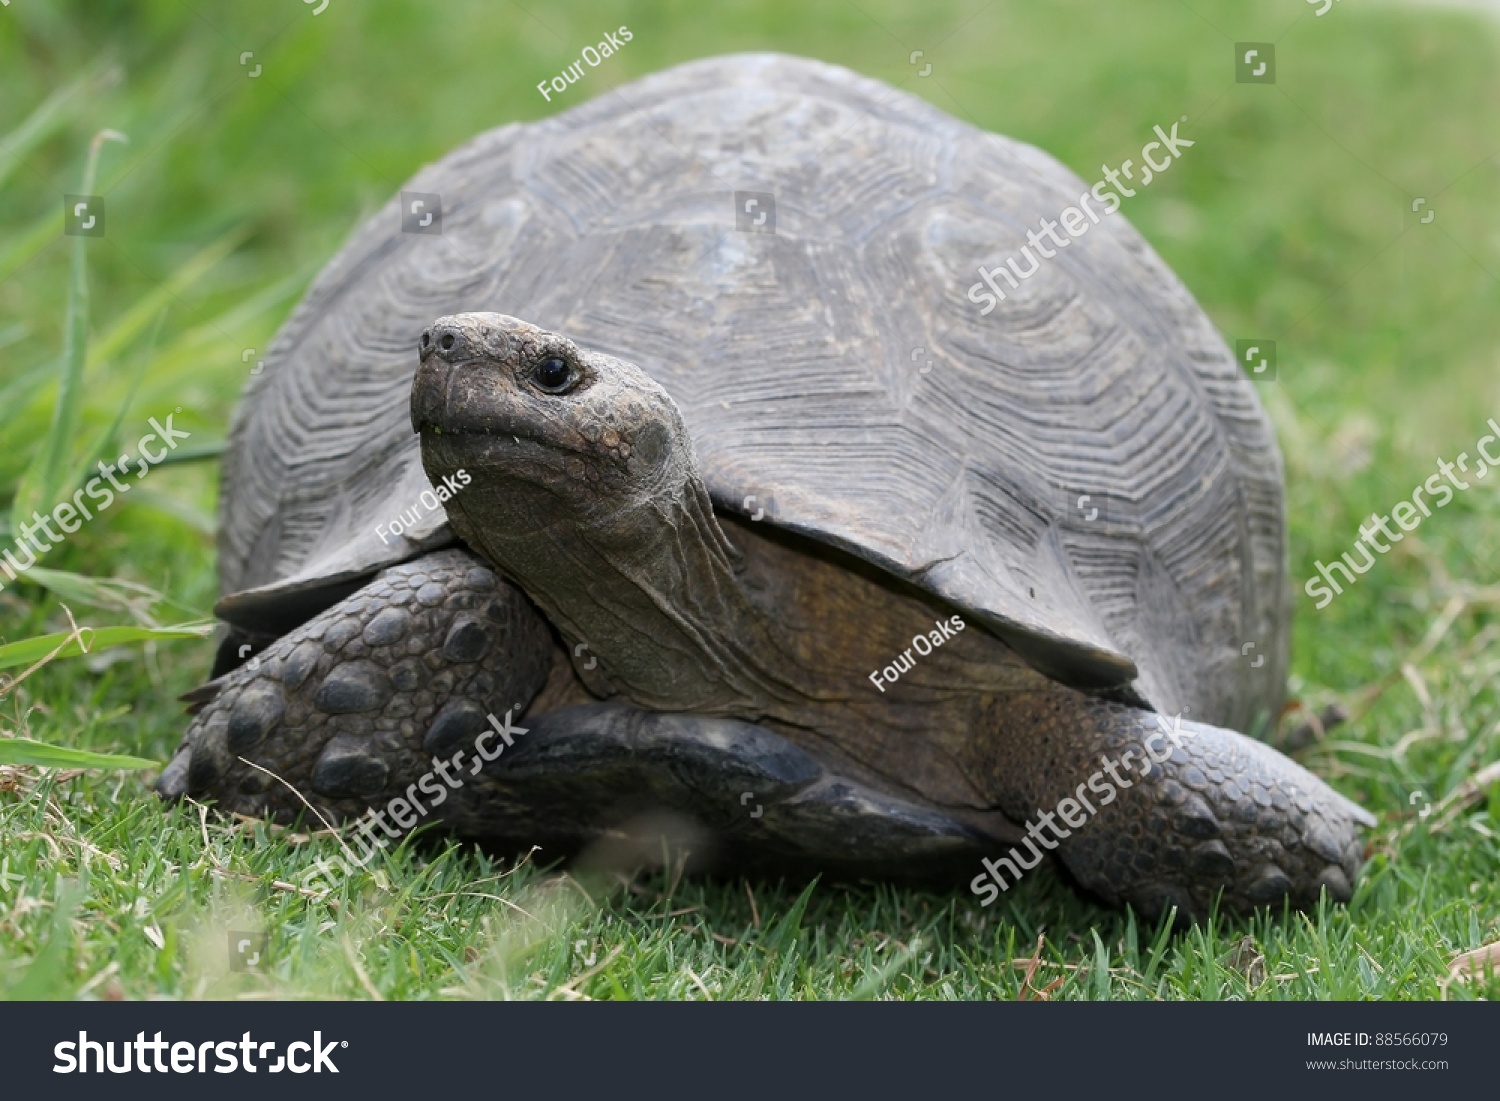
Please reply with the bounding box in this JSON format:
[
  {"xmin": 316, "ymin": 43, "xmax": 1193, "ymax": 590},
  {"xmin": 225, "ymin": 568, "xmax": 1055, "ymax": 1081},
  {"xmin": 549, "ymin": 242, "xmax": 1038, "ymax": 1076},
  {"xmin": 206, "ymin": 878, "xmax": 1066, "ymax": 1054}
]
[
  {"xmin": 976, "ymin": 691, "xmax": 1374, "ymax": 922},
  {"xmin": 157, "ymin": 548, "xmax": 554, "ymax": 826}
]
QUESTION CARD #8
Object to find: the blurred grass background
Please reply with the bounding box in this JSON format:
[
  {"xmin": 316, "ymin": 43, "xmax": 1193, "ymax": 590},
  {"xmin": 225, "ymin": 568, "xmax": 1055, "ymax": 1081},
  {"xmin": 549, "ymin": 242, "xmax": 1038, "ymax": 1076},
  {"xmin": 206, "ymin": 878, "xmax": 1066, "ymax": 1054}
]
[{"xmin": 0, "ymin": 0, "xmax": 1497, "ymax": 999}]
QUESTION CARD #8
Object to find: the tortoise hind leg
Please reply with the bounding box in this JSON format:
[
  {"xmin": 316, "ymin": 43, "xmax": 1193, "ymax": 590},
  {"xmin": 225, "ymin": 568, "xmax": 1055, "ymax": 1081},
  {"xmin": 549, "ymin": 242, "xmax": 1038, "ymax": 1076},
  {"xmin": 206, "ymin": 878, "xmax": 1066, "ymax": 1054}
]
[
  {"xmin": 974, "ymin": 689, "xmax": 1374, "ymax": 921},
  {"xmin": 158, "ymin": 548, "xmax": 556, "ymax": 824}
]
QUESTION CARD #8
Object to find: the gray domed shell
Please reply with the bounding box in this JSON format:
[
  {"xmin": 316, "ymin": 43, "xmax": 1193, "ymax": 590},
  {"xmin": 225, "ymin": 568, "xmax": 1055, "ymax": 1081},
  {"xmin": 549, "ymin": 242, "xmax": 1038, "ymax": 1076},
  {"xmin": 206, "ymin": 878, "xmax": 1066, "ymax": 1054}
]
[{"xmin": 217, "ymin": 53, "xmax": 1288, "ymax": 734}]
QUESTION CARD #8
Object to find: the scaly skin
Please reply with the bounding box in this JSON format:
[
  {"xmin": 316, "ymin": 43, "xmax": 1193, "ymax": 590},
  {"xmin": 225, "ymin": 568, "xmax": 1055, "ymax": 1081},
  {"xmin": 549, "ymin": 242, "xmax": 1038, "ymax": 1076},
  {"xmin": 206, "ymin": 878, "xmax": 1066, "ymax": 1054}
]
[
  {"xmin": 404, "ymin": 311, "xmax": 1375, "ymax": 916},
  {"xmin": 162, "ymin": 312, "xmax": 1374, "ymax": 919},
  {"xmin": 971, "ymin": 690, "xmax": 1373, "ymax": 920},
  {"xmin": 162, "ymin": 547, "xmax": 1372, "ymax": 917},
  {"xmin": 159, "ymin": 550, "xmax": 556, "ymax": 825},
  {"xmin": 161, "ymin": 551, "xmax": 998, "ymax": 875}
]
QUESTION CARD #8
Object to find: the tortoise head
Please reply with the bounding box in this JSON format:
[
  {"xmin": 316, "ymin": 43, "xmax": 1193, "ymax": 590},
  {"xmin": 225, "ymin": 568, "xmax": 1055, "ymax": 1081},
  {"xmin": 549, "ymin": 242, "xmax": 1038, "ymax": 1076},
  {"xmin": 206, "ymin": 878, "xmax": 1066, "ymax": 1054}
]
[
  {"xmin": 411, "ymin": 311, "xmax": 751, "ymax": 709},
  {"xmin": 411, "ymin": 312, "xmax": 695, "ymax": 539}
]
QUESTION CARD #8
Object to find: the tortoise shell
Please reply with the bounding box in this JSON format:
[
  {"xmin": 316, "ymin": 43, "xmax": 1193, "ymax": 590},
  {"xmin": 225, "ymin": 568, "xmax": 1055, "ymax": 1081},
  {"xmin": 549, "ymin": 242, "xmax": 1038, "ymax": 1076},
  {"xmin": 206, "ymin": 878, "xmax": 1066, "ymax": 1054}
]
[{"xmin": 217, "ymin": 53, "xmax": 1288, "ymax": 734}]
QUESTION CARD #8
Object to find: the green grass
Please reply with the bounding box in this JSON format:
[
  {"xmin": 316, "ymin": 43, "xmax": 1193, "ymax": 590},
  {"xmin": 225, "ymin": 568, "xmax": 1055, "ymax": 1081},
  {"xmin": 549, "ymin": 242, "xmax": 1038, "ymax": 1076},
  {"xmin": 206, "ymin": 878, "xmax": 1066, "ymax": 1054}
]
[{"xmin": 1, "ymin": 0, "xmax": 1498, "ymax": 1000}]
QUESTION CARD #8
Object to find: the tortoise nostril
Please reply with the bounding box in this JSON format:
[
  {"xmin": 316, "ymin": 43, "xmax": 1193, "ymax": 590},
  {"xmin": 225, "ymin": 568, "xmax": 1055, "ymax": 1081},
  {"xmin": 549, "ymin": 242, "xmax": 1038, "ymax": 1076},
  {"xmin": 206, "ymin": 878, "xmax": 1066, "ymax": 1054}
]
[{"xmin": 440, "ymin": 334, "xmax": 456, "ymax": 352}]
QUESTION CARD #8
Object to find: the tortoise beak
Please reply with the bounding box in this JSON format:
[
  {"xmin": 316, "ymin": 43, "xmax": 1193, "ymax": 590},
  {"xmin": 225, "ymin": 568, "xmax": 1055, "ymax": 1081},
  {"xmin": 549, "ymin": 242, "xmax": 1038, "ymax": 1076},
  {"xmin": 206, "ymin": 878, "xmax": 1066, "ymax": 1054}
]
[
  {"xmin": 410, "ymin": 350, "xmax": 456, "ymax": 437},
  {"xmin": 411, "ymin": 317, "xmax": 492, "ymax": 435},
  {"xmin": 411, "ymin": 352, "xmax": 542, "ymax": 445},
  {"xmin": 411, "ymin": 312, "xmax": 538, "ymax": 438}
]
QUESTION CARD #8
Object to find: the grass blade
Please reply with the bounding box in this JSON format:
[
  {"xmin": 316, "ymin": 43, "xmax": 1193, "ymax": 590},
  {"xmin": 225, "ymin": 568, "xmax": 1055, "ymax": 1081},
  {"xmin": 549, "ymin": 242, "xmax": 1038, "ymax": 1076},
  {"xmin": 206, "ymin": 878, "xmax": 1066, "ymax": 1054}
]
[
  {"xmin": 87, "ymin": 230, "xmax": 247, "ymax": 371},
  {"xmin": 67, "ymin": 311, "xmax": 163, "ymax": 509},
  {"xmin": 0, "ymin": 738, "xmax": 157, "ymax": 770},
  {"xmin": 0, "ymin": 60, "xmax": 115, "ymax": 191},
  {"xmin": 849, "ymin": 936, "xmax": 923, "ymax": 1000},
  {"xmin": 18, "ymin": 567, "xmax": 194, "ymax": 623},
  {"xmin": 10, "ymin": 129, "xmax": 127, "ymax": 535},
  {"xmin": 3, "ymin": 881, "xmax": 85, "ymax": 1000},
  {"xmin": 0, "ymin": 622, "xmax": 213, "ymax": 671}
]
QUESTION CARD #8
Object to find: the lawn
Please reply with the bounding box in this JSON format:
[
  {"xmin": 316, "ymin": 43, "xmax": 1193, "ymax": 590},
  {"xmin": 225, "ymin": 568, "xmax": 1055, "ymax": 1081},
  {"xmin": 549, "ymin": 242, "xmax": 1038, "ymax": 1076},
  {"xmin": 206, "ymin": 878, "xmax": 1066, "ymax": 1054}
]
[{"xmin": 0, "ymin": 0, "xmax": 1497, "ymax": 1000}]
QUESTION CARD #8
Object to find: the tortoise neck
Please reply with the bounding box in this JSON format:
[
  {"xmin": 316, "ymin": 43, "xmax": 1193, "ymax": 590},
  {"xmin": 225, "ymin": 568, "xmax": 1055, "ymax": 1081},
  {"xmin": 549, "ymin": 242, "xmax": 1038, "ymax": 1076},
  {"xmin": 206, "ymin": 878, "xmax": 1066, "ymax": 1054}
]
[{"xmin": 471, "ymin": 468, "xmax": 790, "ymax": 715}]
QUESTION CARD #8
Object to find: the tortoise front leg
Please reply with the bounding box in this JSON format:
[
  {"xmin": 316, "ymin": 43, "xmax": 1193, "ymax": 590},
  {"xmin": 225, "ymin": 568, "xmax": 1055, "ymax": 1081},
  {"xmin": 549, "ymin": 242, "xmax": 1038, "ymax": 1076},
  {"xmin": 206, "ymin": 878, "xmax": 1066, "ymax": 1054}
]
[
  {"xmin": 160, "ymin": 556, "xmax": 1000, "ymax": 875},
  {"xmin": 973, "ymin": 690, "xmax": 1374, "ymax": 921},
  {"xmin": 158, "ymin": 548, "xmax": 557, "ymax": 827}
]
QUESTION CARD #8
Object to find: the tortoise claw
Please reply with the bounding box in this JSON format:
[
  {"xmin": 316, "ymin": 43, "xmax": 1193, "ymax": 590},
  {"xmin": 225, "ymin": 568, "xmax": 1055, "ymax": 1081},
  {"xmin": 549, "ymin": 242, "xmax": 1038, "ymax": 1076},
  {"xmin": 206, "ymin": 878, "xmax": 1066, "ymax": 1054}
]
[{"xmin": 156, "ymin": 744, "xmax": 192, "ymax": 802}]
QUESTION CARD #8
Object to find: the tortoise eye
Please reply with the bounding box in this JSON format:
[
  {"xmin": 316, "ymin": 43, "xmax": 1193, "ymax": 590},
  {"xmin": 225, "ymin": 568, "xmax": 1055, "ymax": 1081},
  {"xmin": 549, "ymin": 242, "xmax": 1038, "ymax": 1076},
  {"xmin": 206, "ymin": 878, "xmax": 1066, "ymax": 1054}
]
[{"xmin": 532, "ymin": 356, "xmax": 577, "ymax": 393}]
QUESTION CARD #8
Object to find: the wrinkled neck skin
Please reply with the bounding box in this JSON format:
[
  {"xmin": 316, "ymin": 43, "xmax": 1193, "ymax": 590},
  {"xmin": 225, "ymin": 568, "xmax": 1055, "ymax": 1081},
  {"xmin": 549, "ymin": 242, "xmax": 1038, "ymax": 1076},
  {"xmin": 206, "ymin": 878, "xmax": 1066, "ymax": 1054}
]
[{"xmin": 427, "ymin": 433, "xmax": 799, "ymax": 717}]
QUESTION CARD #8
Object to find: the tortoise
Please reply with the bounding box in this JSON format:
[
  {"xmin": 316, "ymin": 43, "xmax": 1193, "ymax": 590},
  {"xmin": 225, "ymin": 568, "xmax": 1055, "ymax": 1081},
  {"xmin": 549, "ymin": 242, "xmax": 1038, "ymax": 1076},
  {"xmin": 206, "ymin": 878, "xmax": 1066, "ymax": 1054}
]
[{"xmin": 159, "ymin": 52, "xmax": 1372, "ymax": 920}]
